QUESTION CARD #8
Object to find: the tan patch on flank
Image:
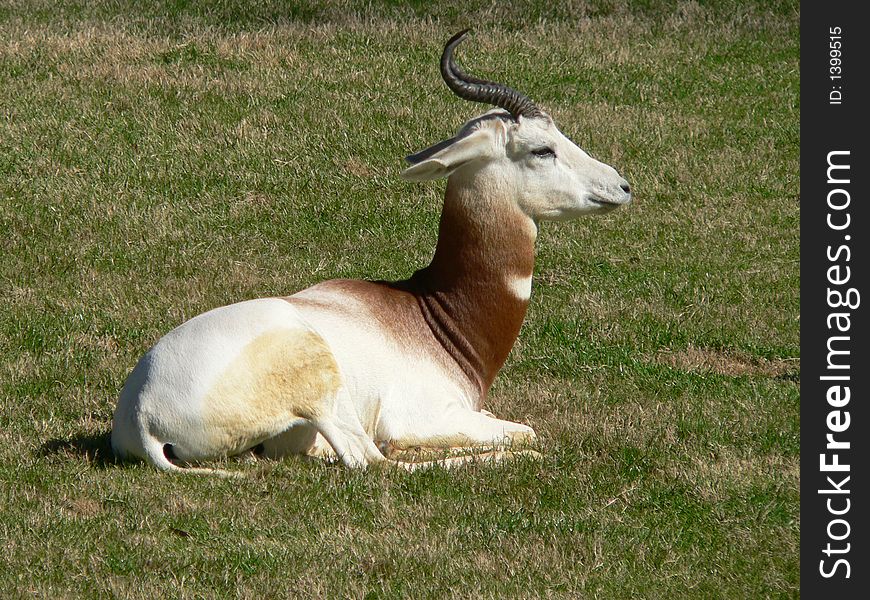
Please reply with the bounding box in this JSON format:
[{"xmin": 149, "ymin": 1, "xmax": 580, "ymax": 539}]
[{"xmin": 203, "ymin": 328, "xmax": 342, "ymax": 454}]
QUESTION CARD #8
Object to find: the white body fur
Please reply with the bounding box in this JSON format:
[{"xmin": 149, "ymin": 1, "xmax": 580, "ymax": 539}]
[{"xmin": 112, "ymin": 289, "xmax": 536, "ymax": 474}]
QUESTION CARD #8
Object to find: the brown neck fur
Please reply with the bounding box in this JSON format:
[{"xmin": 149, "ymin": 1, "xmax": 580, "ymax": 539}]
[{"xmin": 398, "ymin": 176, "xmax": 537, "ymax": 401}]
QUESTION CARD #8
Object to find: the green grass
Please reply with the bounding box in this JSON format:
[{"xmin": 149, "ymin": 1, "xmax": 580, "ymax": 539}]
[{"xmin": 1, "ymin": 1, "xmax": 799, "ymax": 597}]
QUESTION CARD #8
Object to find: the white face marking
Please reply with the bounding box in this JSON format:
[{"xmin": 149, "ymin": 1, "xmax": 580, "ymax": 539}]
[
  {"xmin": 508, "ymin": 275, "xmax": 532, "ymax": 301},
  {"xmin": 507, "ymin": 116, "xmax": 632, "ymax": 220}
]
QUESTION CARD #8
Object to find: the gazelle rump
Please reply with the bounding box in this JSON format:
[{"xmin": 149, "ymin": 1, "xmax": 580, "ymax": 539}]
[{"xmin": 111, "ymin": 30, "xmax": 631, "ymax": 475}]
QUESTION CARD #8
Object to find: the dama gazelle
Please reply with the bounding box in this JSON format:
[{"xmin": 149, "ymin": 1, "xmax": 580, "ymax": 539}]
[{"xmin": 111, "ymin": 30, "xmax": 631, "ymax": 475}]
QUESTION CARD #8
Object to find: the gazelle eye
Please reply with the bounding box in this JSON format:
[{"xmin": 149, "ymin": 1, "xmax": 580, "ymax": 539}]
[{"xmin": 531, "ymin": 147, "xmax": 556, "ymax": 158}]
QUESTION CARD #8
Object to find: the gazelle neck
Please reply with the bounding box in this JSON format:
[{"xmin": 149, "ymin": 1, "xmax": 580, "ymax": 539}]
[{"xmin": 408, "ymin": 174, "xmax": 538, "ymax": 402}]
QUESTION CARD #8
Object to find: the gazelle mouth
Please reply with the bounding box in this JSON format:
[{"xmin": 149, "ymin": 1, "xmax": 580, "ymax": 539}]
[{"xmin": 588, "ymin": 195, "xmax": 622, "ymax": 207}]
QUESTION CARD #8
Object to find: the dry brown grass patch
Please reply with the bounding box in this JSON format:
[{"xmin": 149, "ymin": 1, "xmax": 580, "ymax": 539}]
[
  {"xmin": 665, "ymin": 450, "xmax": 799, "ymax": 503},
  {"xmin": 64, "ymin": 496, "xmax": 103, "ymax": 519},
  {"xmin": 654, "ymin": 345, "xmax": 798, "ymax": 378}
]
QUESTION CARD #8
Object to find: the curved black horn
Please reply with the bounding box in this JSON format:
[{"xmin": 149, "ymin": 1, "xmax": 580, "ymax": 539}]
[{"xmin": 440, "ymin": 29, "xmax": 543, "ymax": 120}]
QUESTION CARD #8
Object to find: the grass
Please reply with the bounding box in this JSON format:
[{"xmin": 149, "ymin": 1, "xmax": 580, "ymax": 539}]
[{"xmin": 0, "ymin": 1, "xmax": 799, "ymax": 597}]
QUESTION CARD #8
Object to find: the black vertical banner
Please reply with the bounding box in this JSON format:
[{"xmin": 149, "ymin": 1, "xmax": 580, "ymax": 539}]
[{"xmin": 801, "ymin": 2, "xmax": 869, "ymax": 597}]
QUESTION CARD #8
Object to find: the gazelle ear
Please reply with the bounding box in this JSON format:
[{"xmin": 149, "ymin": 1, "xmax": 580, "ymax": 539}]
[{"xmin": 401, "ymin": 125, "xmax": 498, "ymax": 182}]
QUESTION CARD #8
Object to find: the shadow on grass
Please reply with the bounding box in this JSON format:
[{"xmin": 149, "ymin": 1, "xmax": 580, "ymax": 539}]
[{"xmin": 40, "ymin": 430, "xmax": 117, "ymax": 468}]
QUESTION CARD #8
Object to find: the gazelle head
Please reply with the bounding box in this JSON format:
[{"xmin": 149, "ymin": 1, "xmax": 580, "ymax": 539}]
[{"xmin": 403, "ymin": 30, "xmax": 631, "ymax": 221}]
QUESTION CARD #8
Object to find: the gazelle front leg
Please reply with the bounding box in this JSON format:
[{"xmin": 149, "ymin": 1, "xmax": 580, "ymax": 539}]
[{"xmin": 381, "ymin": 408, "xmax": 539, "ymax": 460}]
